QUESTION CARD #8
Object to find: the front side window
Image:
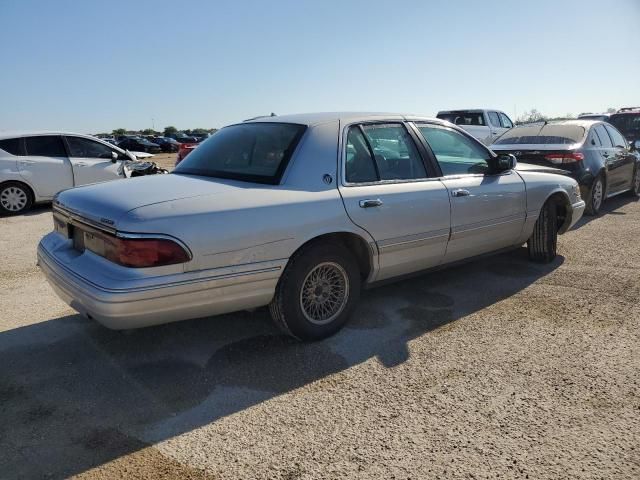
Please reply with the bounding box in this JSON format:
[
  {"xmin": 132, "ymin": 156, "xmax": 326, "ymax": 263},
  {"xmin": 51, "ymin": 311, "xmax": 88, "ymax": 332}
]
[
  {"xmin": 66, "ymin": 136, "xmax": 114, "ymax": 159},
  {"xmin": 488, "ymin": 112, "xmax": 501, "ymax": 128},
  {"xmin": 174, "ymin": 122, "xmax": 306, "ymax": 184},
  {"xmin": 499, "ymin": 113, "xmax": 513, "ymax": 129},
  {"xmin": 345, "ymin": 124, "xmax": 427, "ymax": 183},
  {"xmin": 24, "ymin": 136, "xmax": 66, "ymax": 157},
  {"xmin": 418, "ymin": 125, "xmax": 490, "ymax": 176}
]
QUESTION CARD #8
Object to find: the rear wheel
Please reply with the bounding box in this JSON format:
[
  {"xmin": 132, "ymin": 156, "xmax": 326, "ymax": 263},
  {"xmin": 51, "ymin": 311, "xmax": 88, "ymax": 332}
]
[
  {"xmin": 528, "ymin": 200, "xmax": 558, "ymax": 263},
  {"xmin": 0, "ymin": 182, "xmax": 33, "ymax": 215},
  {"xmin": 585, "ymin": 175, "xmax": 604, "ymax": 215},
  {"xmin": 270, "ymin": 242, "xmax": 361, "ymax": 341}
]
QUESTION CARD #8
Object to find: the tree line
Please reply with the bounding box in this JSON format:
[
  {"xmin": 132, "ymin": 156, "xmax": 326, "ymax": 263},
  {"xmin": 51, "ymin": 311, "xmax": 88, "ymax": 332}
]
[
  {"xmin": 101, "ymin": 126, "xmax": 218, "ymax": 137},
  {"xmin": 516, "ymin": 107, "xmax": 617, "ymax": 124}
]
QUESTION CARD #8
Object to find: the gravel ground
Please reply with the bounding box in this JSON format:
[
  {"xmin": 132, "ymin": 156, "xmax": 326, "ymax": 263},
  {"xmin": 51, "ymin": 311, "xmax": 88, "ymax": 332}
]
[{"xmin": 0, "ymin": 191, "xmax": 639, "ymax": 479}]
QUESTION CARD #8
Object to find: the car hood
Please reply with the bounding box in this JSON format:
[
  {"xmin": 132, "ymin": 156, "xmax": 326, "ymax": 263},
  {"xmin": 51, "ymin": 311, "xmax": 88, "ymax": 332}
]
[
  {"xmin": 54, "ymin": 174, "xmax": 258, "ymax": 229},
  {"xmin": 515, "ymin": 162, "xmax": 570, "ymax": 176}
]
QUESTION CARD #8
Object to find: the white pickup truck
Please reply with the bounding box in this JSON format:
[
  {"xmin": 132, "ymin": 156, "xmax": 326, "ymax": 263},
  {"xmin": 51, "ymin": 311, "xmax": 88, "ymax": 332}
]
[{"xmin": 436, "ymin": 109, "xmax": 514, "ymax": 146}]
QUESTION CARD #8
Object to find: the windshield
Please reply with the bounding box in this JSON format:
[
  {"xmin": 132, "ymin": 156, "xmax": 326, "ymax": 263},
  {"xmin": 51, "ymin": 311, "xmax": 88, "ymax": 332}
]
[
  {"xmin": 609, "ymin": 114, "xmax": 640, "ymax": 137},
  {"xmin": 173, "ymin": 122, "xmax": 306, "ymax": 184},
  {"xmin": 494, "ymin": 124, "xmax": 585, "ymax": 145}
]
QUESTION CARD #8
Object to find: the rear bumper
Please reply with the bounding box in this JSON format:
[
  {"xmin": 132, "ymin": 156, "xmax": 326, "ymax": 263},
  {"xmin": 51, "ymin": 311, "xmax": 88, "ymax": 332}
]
[{"xmin": 37, "ymin": 233, "xmax": 285, "ymax": 330}]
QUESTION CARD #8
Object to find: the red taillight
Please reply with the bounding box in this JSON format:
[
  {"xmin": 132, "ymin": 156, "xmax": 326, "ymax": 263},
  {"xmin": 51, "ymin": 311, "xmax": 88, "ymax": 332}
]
[
  {"xmin": 544, "ymin": 152, "xmax": 584, "ymax": 164},
  {"xmin": 103, "ymin": 237, "xmax": 190, "ymax": 268}
]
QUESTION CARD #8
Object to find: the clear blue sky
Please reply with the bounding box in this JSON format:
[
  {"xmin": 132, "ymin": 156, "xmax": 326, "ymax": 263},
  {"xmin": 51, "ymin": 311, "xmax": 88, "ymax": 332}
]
[{"xmin": 1, "ymin": 0, "xmax": 638, "ymax": 133}]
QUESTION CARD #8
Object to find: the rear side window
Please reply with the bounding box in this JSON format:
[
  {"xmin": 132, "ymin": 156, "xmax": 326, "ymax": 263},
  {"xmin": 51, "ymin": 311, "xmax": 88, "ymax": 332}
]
[
  {"xmin": 345, "ymin": 124, "xmax": 427, "ymax": 183},
  {"xmin": 437, "ymin": 112, "xmax": 485, "ymax": 126},
  {"xmin": 0, "ymin": 138, "xmax": 24, "ymax": 156},
  {"xmin": 604, "ymin": 125, "xmax": 627, "ymax": 148},
  {"xmin": 594, "ymin": 125, "xmax": 613, "ymax": 148},
  {"xmin": 25, "ymin": 136, "xmax": 66, "ymax": 157},
  {"xmin": 493, "ymin": 125, "xmax": 585, "ymax": 145}
]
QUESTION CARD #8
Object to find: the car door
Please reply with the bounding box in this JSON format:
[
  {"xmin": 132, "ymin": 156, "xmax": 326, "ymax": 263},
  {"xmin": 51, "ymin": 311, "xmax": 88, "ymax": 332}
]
[
  {"xmin": 603, "ymin": 124, "xmax": 635, "ymax": 193},
  {"xmin": 64, "ymin": 136, "xmax": 123, "ymax": 186},
  {"xmin": 592, "ymin": 124, "xmax": 619, "ymax": 192},
  {"xmin": 21, "ymin": 135, "xmax": 74, "ymax": 198},
  {"xmin": 338, "ymin": 122, "xmax": 451, "ymax": 281},
  {"xmin": 487, "ymin": 111, "xmax": 506, "ymax": 144},
  {"xmin": 414, "ymin": 123, "xmax": 526, "ymax": 264}
]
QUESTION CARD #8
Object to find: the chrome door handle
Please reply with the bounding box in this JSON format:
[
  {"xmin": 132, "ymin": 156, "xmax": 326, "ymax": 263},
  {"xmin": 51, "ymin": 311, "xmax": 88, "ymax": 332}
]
[
  {"xmin": 452, "ymin": 189, "xmax": 470, "ymax": 197},
  {"xmin": 359, "ymin": 199, "xmax": 383, "ymax": 208},
  {"xmin": 76, "ymin": 162, "xmax": 88, "ymax": 167}
]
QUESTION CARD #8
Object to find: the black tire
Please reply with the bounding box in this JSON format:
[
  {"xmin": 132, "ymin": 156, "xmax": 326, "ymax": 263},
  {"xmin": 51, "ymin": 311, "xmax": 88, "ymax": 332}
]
[
  {"xmin": 528, "ymin": 200, "xmax": 558, "ymax": 263},
  {"xmin": 0, "ymin": 182, "xmax": 33, "ymax": 215},
  {"xmin": 269, "ymin": 242, "xmax": 361, "ymax": 341},
  {"xmin": 629, "ymin": 165, "xmax": 640, "ymax": 197},
  {"xmin": 585, "ymin": 175, "xmax": 605, "ymax": 216}
]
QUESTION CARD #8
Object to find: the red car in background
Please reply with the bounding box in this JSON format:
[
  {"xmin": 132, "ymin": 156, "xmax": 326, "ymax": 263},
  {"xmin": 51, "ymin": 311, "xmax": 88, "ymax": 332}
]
[{"xmin": 174, "ymin": 136, "xmax": 207, "ymax": 166}]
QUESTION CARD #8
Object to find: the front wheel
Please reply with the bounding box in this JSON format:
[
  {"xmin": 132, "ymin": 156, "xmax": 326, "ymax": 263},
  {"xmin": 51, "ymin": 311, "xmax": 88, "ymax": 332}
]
[
  {"xmin": 270, "ymin": 242, "xmax": 361, "ymax": 341},
  {"xmin": 528, "ymin": 200, "xmax": 558, "ymax": 263}
]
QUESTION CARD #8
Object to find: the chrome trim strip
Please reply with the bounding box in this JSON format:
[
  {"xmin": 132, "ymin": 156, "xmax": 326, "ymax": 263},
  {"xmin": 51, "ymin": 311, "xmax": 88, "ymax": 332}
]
[
  {"xmin": 379, "ymin": 228, "xmax": 450, "ymax": 252},
  {"xmin": 54, "ymin": 203, "xmax": 117, "ymax": 235},
  {"xmin": 451, "ymin": 214, "xmax": 526, "ymax": 240}
]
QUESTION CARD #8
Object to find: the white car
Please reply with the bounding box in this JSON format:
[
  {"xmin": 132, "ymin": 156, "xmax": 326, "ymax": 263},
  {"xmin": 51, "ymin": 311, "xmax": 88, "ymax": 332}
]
[
  {"xmin": 436, "ymin": 109, "xmax": 514, "ymax": 145},
  {"xmin": 0, "ymin": 132, "xmax": 137, "ymax": 214}
]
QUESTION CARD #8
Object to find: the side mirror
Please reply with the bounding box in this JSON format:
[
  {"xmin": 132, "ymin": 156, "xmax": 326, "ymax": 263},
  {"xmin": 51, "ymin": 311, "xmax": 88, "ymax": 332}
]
[
  {"xmin": 111, "ymin": 151, "xmax": 118, "ymax": 163},
  {"xmin": 633, "ymin": 140, "xmax": 640, "ymax": 151},
  {"xmin": 496, "ymin": 153, "xmax": 517, "ymax": 171}
]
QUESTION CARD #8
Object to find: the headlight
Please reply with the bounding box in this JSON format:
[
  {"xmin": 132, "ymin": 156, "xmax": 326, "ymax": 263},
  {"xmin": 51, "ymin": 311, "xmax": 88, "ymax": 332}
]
[{"xmin": 571, "ymin": 184, "xmax": 581, "ymax": 201}]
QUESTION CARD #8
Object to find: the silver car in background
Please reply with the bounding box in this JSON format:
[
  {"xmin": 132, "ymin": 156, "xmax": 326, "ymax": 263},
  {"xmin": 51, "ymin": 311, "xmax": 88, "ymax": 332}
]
[{"xmin": 38, "ymin": 113, "xmax": 585, "ymax": 340}]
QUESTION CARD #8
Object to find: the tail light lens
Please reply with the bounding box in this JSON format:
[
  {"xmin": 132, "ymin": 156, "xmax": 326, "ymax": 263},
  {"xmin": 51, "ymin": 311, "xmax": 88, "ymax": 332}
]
[
  {"xmin": 544, "ymin": 152, "xmax": 584, "ymax": 164},
  {"xmin": 104, "ymin": 237, "xmax": 190, "ymax": 268},
  {"xmin": 80, "ymin": 228, "xmax": 190, "ymax": 268}
]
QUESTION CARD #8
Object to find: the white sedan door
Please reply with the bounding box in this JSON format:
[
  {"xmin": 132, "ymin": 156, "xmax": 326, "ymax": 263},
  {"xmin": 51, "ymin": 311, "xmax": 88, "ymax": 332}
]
[
  {"xmin": 64, "ymin": 136, "xmax": 123, "ymax": 186},
  {"xmin": 21, "ymin": 136, "xmax": 74, "ymax": 198},
  {"xmin": 338, "ymin": 123, "xmax": 451, "ymax": 281}
]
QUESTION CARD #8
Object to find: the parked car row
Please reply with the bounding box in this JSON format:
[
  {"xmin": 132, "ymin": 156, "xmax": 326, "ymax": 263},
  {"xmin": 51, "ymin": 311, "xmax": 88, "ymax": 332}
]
[{"xmin": 38, "ymin": 112, "xmax": 606, "ymax": 342}]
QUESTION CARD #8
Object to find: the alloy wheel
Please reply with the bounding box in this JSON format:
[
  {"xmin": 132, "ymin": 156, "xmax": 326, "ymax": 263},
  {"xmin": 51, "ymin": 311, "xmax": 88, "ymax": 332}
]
[
  {"xmin": 592, "ymin": 178, "xmax": 603, "ymax": 212},
  {"xmin": 299, "ymin": 262, "xmax": 350, "ymax": 325},
  {"xmin": 0, "ymin": 186, "xmax": 28, "ymax": 212}
]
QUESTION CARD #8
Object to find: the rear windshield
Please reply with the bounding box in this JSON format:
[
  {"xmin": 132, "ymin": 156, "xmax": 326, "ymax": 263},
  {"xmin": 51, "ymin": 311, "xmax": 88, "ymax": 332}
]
[
  {"xmin": 609, "ymin": 114, "xmax": 640, "ymax": 136},
  {"xmin": 494, "ymin": 124, "xmax": 585, "ymax": 145},
  {"xmin": 437, "ymin": 112, "xmax": 485, "ymax": 126},
  {"xmin": 173, "ymin": 122, "xmax": 306, "ymax": 184}
]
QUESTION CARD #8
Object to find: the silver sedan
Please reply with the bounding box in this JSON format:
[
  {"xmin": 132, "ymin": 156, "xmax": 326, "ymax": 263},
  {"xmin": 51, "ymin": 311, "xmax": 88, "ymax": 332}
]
[{"xmin": 38, "ymin": 113, "xmax": 585, "ymax": 340}]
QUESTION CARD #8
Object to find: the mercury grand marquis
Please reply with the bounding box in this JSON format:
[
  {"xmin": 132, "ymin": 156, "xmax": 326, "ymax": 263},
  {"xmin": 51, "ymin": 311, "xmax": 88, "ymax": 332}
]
[{"xmin": 38, "ymin": 113, "xmax": 585, "ymax": 340}]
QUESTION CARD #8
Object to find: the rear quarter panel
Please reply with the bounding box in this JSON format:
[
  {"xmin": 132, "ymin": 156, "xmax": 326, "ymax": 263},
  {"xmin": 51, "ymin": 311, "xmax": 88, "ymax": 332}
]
[{"xmin": 118, "ymin": 121, "xmax": 376, "ymax": 273}]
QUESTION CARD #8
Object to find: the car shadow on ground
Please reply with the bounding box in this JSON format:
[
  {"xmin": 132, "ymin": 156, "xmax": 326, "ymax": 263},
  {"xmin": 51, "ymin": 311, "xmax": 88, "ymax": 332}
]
[
  {"xmin": 572, "ymin": 193, "xmax": 638, "ymax": 229},
  {"xmin": 0, "ymin": 248, "xmax": 563, "ymax": 479}
]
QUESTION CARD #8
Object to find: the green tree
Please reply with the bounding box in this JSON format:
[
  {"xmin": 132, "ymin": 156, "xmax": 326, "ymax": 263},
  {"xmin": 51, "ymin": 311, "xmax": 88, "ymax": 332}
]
[
  {"xmin": 164, "ymin": 126, "xmax": 178, "ymax": 137},
  {"xmin": 606, "ymin": 107, "xmax": 616, "ymax": 114},
  {"xmin": 141, "ymin": 128, "xmax": 157, "ymax": 136},
  {"xmin": 112, "ymin": 128, "xmax": 127, "ymax": 136}
]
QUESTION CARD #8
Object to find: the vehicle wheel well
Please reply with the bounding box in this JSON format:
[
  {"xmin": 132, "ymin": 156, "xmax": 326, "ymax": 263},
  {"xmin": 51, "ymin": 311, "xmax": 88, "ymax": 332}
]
[
  {"xmin": 0, "ymin": 180, "xmax": 34, "ymax": 201},
  {"xmin": 291, "ymin": 233, "xmax": 373, "ymax": 281},
  {"xmin": 546, "ymin": 192, "xmax": 570, "ymax": 233}
]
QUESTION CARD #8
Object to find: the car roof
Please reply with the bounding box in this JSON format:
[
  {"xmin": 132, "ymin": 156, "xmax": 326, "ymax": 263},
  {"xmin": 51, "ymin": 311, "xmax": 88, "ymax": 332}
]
[
  {"xmin": 240, "ymin": 112, "xmax": 445, "ymax": 127},
  {"xmin": 514, "ymin": 119, "xmax": 601, "ymax": 128},
  {"xmin": 0, "ymin": 131, "xmax": 98, "ymax": 140}
]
